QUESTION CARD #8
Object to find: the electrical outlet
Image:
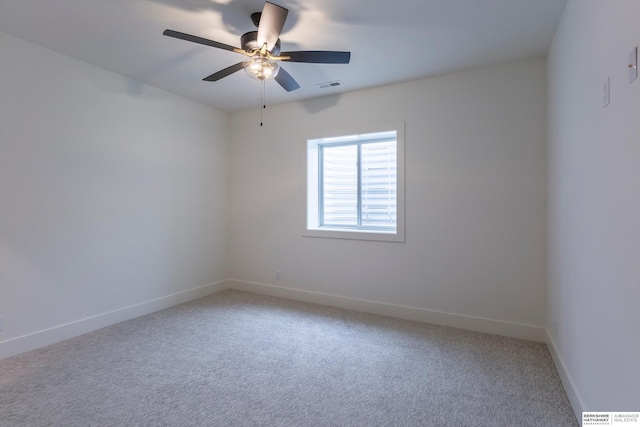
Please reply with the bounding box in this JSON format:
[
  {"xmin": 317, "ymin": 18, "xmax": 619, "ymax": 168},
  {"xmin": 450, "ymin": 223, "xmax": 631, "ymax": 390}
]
[
  {"xmin": 603, "ymin": 76, "xmax": 610, "ymax": 107},
  {"xmin": 629, "ymin": 46, "xmax": 638, "ymax": 83},
  {"xmin": 276, "ymin": 271, "xmax": 281, "ymax": 281}
]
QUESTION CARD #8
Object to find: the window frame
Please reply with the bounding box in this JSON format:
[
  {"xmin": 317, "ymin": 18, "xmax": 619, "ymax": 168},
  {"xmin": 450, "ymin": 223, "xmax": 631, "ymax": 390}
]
[{"xmin": 304, "ymin": 122, "xmax": 405, "ymax": 243}]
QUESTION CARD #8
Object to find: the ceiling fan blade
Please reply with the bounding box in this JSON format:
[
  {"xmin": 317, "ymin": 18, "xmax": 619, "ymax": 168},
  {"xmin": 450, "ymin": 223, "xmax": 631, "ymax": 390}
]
[
  {"xmin": 257, "ymin": 2, "xmax": 288, "ymax": 51},
  {"xmin": 281, "ymin": 51, "xmax": 351, "ymax": 64},
  {"xmin": 203, "ymin": 62, "xmax": 245, "ymax": 82},
  {"xmin": 275, "ymin": 67, "xmax": 300, "ymax": 92},
  {"xmin": 163, "ymin": 29, "xmax": 239, "ymax": 52}
]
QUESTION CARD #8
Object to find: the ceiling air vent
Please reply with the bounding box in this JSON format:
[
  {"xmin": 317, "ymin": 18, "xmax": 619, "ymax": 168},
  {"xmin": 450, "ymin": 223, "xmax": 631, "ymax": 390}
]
[{"xmin": 316, "ymin": 80, "xmax": 343, "ymax": 89}]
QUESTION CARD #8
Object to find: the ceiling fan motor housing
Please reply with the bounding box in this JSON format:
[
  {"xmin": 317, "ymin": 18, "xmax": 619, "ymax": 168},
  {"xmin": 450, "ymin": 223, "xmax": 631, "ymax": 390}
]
[{"xmin": 241, "ymin": 31, "xmax": 281, "ymax": 55}]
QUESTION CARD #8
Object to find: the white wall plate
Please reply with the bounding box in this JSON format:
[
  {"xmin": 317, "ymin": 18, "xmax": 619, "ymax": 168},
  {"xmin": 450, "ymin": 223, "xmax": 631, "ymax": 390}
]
[{"xmin": 630, "ymin": 46, "xmax": 638, "ymax": 83}]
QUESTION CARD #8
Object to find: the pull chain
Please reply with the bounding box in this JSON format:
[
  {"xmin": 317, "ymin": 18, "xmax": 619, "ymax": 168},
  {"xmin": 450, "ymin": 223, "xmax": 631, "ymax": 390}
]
[{"xmin": 260, "ymin": 79, "xmax": 266, "ymax": 127}]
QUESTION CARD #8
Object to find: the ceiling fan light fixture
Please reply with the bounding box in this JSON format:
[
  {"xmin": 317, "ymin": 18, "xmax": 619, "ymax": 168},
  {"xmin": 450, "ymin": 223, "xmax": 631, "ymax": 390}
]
[
  {"xmin": 163, "ymin": 0, "xmax": 351, "ymax": 92},
  {"xmin": 243, "ymin": 56, "xmax": 280, "ymax": 80}
]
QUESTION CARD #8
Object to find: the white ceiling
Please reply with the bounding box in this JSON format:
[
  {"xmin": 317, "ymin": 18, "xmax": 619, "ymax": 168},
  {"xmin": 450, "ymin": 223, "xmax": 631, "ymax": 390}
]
[{"xmin": 0, "ymin": 0, "xmax": 566, "ymax": 113}]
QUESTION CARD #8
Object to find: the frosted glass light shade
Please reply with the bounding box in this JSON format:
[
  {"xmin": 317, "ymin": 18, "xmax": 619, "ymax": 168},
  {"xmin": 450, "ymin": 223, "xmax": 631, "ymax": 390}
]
[{"xmin": 243, "ymin": 57, "xmax": 280, "ymax": 80}]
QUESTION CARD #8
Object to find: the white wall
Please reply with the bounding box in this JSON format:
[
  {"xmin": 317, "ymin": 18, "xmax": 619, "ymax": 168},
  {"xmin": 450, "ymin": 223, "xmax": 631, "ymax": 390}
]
[
  {"xmin": 547, "ymin": 0, "xmax": 640, "ymax": 414},
  {"xmin": 0, "ymin": 33, "xmax": 229, "ymax": 358},
  {"xmin": 228, "ymin": 58, "xmax": 548, "ymax": 337}
]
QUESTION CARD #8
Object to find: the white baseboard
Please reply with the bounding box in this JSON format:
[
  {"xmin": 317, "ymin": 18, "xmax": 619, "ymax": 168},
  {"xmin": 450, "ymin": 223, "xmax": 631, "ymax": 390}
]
[
  {"xmin": 0, "ymin": 280, "xmax": 229, "ymax": 360},
  {"xmin": 227, "ymin": 279, "xmax": 547, "ymax": 342},
  {"xmin": 546, "ymin": 330, "xmax": 585, "ymax": 424}
]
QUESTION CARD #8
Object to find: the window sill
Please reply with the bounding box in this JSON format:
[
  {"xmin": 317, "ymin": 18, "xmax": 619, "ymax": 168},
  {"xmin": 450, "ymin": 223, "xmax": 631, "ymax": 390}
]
[{"xmin": 303, "ymin": 228, "xmax": 405, "ymax": 243}]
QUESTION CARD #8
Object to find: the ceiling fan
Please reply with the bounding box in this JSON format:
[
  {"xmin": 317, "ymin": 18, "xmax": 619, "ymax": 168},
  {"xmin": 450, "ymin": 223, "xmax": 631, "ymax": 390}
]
[{"xmin": 163, "ymin": 1, "xmax": 351, "ymax": 92}]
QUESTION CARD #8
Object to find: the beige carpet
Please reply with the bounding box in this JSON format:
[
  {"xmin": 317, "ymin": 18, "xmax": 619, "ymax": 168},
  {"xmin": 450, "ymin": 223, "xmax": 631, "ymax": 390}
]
[{"xmin": 0, "ymin": 290, "xmax": 578, "ymax": 426}]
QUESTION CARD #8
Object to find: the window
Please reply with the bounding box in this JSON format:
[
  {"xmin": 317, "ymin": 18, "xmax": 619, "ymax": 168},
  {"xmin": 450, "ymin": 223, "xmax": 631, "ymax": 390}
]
[{"xmin": 305, "ymin": 123, "xmax": 405, "ymax": 242}]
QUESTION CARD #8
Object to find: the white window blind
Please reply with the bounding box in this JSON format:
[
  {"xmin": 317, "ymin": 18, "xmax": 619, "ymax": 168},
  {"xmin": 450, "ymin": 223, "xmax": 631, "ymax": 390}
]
[
  {"xmin": 321, "ymin": 144, "xmax": 358, "ymax": 226},
  {"xmin": 361, "ymin": 141, "xmax": 397, "ymax": 228},
  {"xmin": 320, "ymin": 132, "xmax": 397, "ymax": 231}
]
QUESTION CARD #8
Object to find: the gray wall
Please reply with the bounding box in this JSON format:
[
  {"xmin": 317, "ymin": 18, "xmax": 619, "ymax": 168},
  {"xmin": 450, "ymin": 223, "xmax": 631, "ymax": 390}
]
[
  {"xmin": 0, "ymin": 33, "xmax": 229, "ymax": 357},
  {"xmin": 547, "ymin": 0, "xmax": 640, "ymax": 413},
  {"xmin": 229, "ymin": 58, "xmax": 548, "ymax": 332}
]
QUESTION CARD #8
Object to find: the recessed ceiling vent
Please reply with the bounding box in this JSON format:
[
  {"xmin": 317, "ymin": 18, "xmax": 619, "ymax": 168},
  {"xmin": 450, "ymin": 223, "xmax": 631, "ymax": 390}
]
[{"xmin": 317, "ymin": 80, "xmax": 343, "ymax": 89}]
